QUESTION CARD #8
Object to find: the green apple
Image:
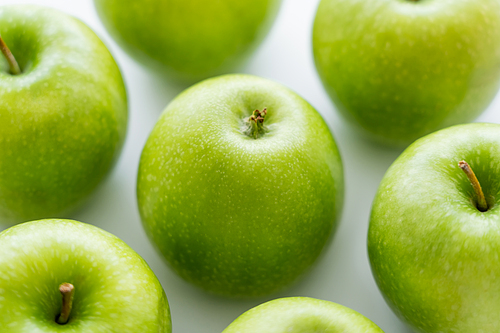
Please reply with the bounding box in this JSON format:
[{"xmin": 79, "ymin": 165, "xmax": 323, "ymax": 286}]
[
  {"xmin": 313, "ymin": 0, "xmax": 500, "ymax": 146},
  {"xmin": 368, "ymin": 123, "xmax": 500, "ymax": 332},
  {"xmin": 137, "ymin": 74, "xmax": 344, "ymax": 297},
  {"xmin": 222, "ymin": 297, "xmax": 384, "ymax": 333},
  {"xmin": 94, "ymin": 0, "xmax": 281, "ymax": 82},
  {"xmin": 0, "ymin": 219, "xmax": 171, "ymax": 332},
  {"xmin": 0, "ymin": 5, "xmax": 128, "ymax": 224}
]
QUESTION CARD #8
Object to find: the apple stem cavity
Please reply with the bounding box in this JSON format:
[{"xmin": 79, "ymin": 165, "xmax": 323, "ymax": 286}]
[
  {"xmin": 244, "ymin": 108, "xmax": 268, "ymax": 139},
  {"xmin": 0, "ymin": 35, "xmax": 21, "ymax": 75},
  {"xmin": 57, "ymin": 283, "xmax": 75, "ymax": 325},
  {"xmin": 459, "ymin": 161, "xmax": 488, "ymax": 212}
]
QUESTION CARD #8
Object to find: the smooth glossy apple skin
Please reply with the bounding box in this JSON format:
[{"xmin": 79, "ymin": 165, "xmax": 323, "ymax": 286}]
[
  {"xmin": 137, "ymin": 74, "xmax": 344, "ymax": 297},
  {"xmin": 222, "ymin": 297, "xmax": 384, "ymax": 333},
  {"xmin": 0, "ymin": 5, "xmax": 128, "ymax": 224},
  {"xmin": 0, "ymin": 219, "xmax": 171, "ymax": 332},
  {"xmin": 94, "ymin": 0, "xmax": 281, "ymax": 82},
  {"xmin": 313, "ymin": 0, "xmax": 500, "ymax": 147},
  {"xmin": 368, "ymin": 123, "xmax": 500, "ymax": 332}
]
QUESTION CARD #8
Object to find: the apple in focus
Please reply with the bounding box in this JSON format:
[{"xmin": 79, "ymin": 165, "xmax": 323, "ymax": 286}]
[
  {"xmin": 0, "ymin": 219, "xmax": 171, "ymax": 332},
  {"xmin": 313, "ymin": 0, "xmax": 500, "ymax": 146},
  {"xmin": 368, "ymin": 123, "xmax": 500, "ymax": 332},
  {"xmin": 0, "ymin": 5, "xmax": 128, "ymax": 224},
  {"xmin": 222, "ymin": 297, "xmax": 384, "ymax": 332},
  {"xmin": 94, "ymin": 0, "xmax": 282, "ymax": 82},
  {"xmin": 137, "ymin": 74, "xmax": 344, "ymax": 297}
]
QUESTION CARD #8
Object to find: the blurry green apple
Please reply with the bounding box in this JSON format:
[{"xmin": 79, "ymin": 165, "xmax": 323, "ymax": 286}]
[
  {"xmin": 222, "ymin": 297, "xmax": 384, "ymax": 333},
  {"xmin": 369, "ymin": 123, "xmax": 500, "ymax": 332},
  {"xmin": 0, "ymin": 5, "xmax": 128, "ymax": 224},
  {"xmin": 313, "ymin": 0, "xmax": 500, "ymax": 146},
  {"xmin": 0, "ymin": 219, "xmax": 170, "ymax": 332},
  {"xmin": 94, "ymin": 0, "xmax": 281, "ymax": 82},
  {"xmin": 137, "ymin": 74, "xmax": 344, "ymax": 297}
]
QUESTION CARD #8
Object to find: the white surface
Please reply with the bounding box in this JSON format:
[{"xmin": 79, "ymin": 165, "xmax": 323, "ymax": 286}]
[{"xmin": 1, "ymin": 1, "xmax": 499, "ymax": 332}]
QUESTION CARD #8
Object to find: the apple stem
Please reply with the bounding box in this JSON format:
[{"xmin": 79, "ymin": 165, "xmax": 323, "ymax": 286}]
[
  {"xmin": 57, "ymin": 283, "xmax": 75, "ymax": 325},
  {"xmin": 244, "ymin": 108, "xmax": 268, "ymax": 139},
  {"xmin": 459, "ymin": 161, "xmax": 488, "ymax": 212},
  {"xmin": 0, "ymin": 35, "xmax": 21, "ymax": 75}
]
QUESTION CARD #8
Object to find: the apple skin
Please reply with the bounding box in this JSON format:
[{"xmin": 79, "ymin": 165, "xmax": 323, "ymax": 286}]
[
  {"xmin": 137, "ymin": 74, "xmax": 344, "ymax": 297},
  {"xmin": 222, "ymin": 297, "xmax": 384, "ymax": 333},
  {"xmin": 0, "ymin": 5, "xmax": 128, "ymax": 224},
  {"xmin": 368, "ymin": 123, "xmax": 500, "ymax": 332},
  {"xmin": 313, "ymin": 0, "xmax": 500, "ymax": 146},
  {"xmin": 0, "ymin": 219, "xmax": 171, "ymax": 332},
  {"xmin": 94, "ymin": 0, "xmax": 281, "ymax": 82}
]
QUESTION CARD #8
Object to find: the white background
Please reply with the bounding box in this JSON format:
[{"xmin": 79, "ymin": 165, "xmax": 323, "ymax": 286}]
[{"xmin": 1, "ymin": 1, "xmax": 499, "ymax": 332}]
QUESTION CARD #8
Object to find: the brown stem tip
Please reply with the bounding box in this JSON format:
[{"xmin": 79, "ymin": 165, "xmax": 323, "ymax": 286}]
[
  {"xmin": 57, "ymin": 283, "xmax": 75, "ymax": 325},
  {"xmin": 0, "ymin": 35, "xmax": 21, "ymax": 75},
  {"xmin": 459, "ymin": 161, "xmax": 488, "ymax": 212}
]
